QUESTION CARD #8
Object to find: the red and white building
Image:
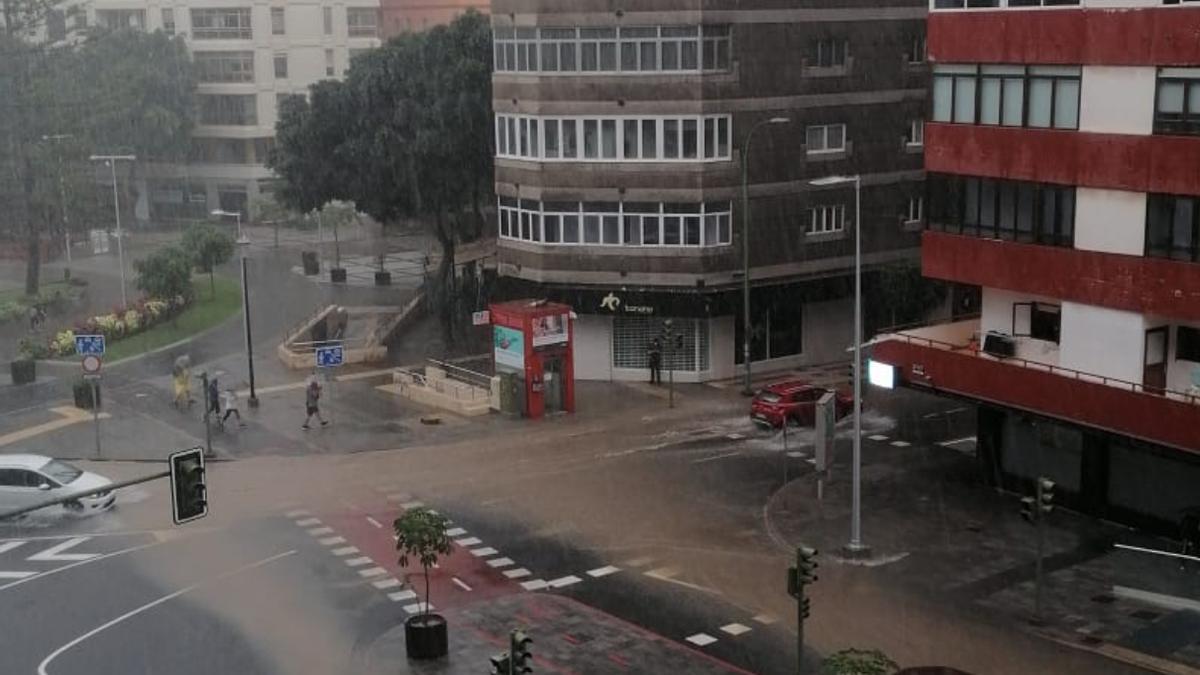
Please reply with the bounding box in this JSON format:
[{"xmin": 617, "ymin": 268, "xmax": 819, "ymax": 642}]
[{"xmin": 872, "ymin": 0, "xmax": 1200, "ymax": 534}]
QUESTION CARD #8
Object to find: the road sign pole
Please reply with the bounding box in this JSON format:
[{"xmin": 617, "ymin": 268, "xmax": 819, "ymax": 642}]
[{"xmin": 92, "ymin": 376, "xmax": 101, "ymax": 460}]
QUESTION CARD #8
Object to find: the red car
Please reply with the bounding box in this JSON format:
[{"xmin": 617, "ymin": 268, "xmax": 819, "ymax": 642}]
[{"xmin": 750, "ymin": 380, "xmax": 853, "ymax": 428}]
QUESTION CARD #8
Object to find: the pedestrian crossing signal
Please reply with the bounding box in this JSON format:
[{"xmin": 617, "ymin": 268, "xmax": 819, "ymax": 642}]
[
  {"xmin": 489, "ymin": 652, "xmax": 510, "ymax": 675},
  {"xmin": 511, "ymin": 629, "xmax": 533, "ymax": 674},
  {"xmin": 169, "ymin": 447, "xmax": 208, "ymax": 524}
]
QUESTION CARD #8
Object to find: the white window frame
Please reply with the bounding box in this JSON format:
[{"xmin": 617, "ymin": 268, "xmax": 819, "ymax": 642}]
[
  {"xmin": 190, "ymin": 8, "xmax": 252, "ymax": 40},
  {"xmin": 494, "ymin": 24, "xmax": 732, "ymax": 75},
  {"xmin": 905, "ymin": 196, "xmax": 924, "ymax": 225},
  {"xmin": 907, "ymin": 118, "xmax": 924, "ymax": 147},
  {"xmin": 273, "ymin": 53, "xmax": 288, "ymax": 79},
  {"xmin": 805, "ymin": 124, "xmax": 847, "ymax": 155},
  {"xmin": 161, "ymin": 8, "xmax": 175, "ymax": 35},
  {"xmin": 807, "ymin": 204, "xmax": 846, "ymax": 236},
  {"xmin": 346, "ymin": 8, "xmax": 378, "ymax": 38},
  {"xmin": 495, "ymin": 114, "xmax": 733, "ymax": 163},
  {"xmin": 270, "ymin": 7, "xmax": 285, "ymax": 36},
  {"xmin": 498, "ymin": 199, "xmax": 733, "ymax": 248}
]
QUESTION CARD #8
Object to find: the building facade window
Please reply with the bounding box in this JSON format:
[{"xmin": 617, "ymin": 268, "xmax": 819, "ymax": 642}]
[
  {"xmin": 347, "ymin": 8, "xmax": 378, "ymax": 37},
  {"xmin": 805, "ymin": 124, "xmax": 846, "ymax": 155},
  {"xmin": 1013, "ymin": 302, "xmax": 1061, "ymax": 344},
  {"xmin": 271, "ymin": 7, "xmax": 285, "ymax": 35},
  {"xmin": 498, "ymin": 199, "xmax": 732, "ymax": 248},
  {"xmin": 495, "ymin": 114, "xmax": 731, "ymax": 162},
  {"xmin": 811, "ymin": 38, "xmax": 848, "ymax": 68},
  {"xmin": 274, "ymin": 53, "xmax": 288, "ymax": 79},
  {"xmin": 323, "ymin": 6, "xmax": 333, "ymax": 35},
  {"xmin": 494, "ymin": 25, "xmax": 732, "ymax": 74},
  {"xmin": 161, "ymin": 8, "xmax": 175, "ymax": 35},
  {"xmin": 933, "ymin": 0, "xmax": 1079, "ymax": 8},
  {"xmin": 325, "ymin": 49, "xmax": 335, "ymax": 76},
  {"xmin": 933, "ymin": 64, "xmax": 1081, "ymax": 130},
  {"xmin": 194, "ymin": 51, "xmax": 255, "ymax": 83},
  {"xmin": 1177, "ymin": 326, "xmax": 1200, "ymax": 363},
  {"xmin": 1155, "ymin": 69, "xmax": 1200, "ymax": 135},
  {"xmin": 1146, "ymin": 193, "xmax": 1200, "ymax": 262},
  {"xmin": 807, "ymin": 204, "xmax": 845, "ymax": 236},
  {"xmin": 905, "ymin": 196, "xmax": 925, "ymax": 224},
  {"xmin": 198, "ymin": 94, "xmax": 258, "ymax": 126},
  {"xmin": 190, "ymin": 8, "xmax": 252, "ymax": 39},
  {"xmin": 906, "ymin": 33, "xmax": 926, "ymax": 64},
  {"xmin": 928, "ymin": 174, "xmax": 1075, "ymax": 246},
  {"xmin": 96, "ymin": 9, "xmax": 145, "ymax": 30},
  {"xmin": 907, "ymin": 118, "xmax": 924, "ymax": 147}
]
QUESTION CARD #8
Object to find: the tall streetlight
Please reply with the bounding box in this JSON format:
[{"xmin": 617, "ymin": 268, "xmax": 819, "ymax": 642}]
[
  {"xmin": 213, "ymin": 209, "xmax": 259, "ymax": 407},
  {"xmin": 89, "ymin": 154, "xmax": 136, "ymax": 308},
  {"xmin": 809, "ymin": 173, "xmax": 868, "ymax": 557},
  {"xmin": 740, "ymin": 116, "xmax": 791, "ymax": 396},
  {"xmin": 42, "ymin": 134, "xmax": 74, "ymax": 279}
]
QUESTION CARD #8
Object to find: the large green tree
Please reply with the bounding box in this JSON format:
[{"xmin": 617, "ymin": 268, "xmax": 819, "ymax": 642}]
[{"xmin": 270, "ymin": 10, "xmax": 493, "ymax": 343}]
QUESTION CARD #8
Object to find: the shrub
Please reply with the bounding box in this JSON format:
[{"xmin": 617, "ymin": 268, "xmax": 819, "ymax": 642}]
[{"xmin": 134, "ymin": 246, "xmax": 195, "ymax": 305}]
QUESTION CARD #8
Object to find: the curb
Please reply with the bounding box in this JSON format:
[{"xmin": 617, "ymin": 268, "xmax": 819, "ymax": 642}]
[
  {"xmin": 41, "ymin": 311, "xmax": 244, "ymax": 371},
  {"xmin": 1040, "ymin": 631, "xmax": 1200, "ymax": 675}
]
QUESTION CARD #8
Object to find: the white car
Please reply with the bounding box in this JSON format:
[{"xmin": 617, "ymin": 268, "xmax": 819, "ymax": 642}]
[{"xmin": 0, "ymin": 454, "xmax": 115, "ymax": 514}]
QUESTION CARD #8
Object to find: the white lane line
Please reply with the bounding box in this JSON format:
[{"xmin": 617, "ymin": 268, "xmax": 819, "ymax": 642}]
[
  {"xmin": 36, "ymin": 550, "xmax": 296, "ymax": 675},
  {"xmin": 752, "ymin": 613, "xmax": 778, "ymax": 625},
  {"xmin": 0, "ymin": 541, "xmax": 161, "ymax": 593},
  {"xmin": 547, "ymin": 575, "xmax": 582, "ymax": 588},
  {"xmin": 685, "ymin": 633, "xmax": 718, "ymax": 647},
  {"xmin": 373, "ymin": 578, "xmax": 402, "ymax": 590},
  {"xmin": 691, "ymin": 451, "xmax": 742, "ymax": 464},
  {"xmin": 938, "ymin": 436, "xmax": 977, "ymax": 447},
  {"xmin": 294, "ymin": 518, "xmax": 321, "ymax": 527},
  {"xmin": 284, "ymin": 509, "xmax": 310, "ymax": 518},
  {"xmin": 400, "ymin": 500, "xmax": 424, "ymax": 509},
  {"xmin": 868, "ymin": 434, "xmax": 889, "ymax": 442},
  {"xmin": 0, "ymin": 571, "xmax": 37, "ymax": 579},
  {"xmin": 644, "ymin": 567, "xmax": 721, "ymax": 595},
  {"xmin": 28, "ymin": 538, "xmax": 99, "ymax": 562},
  {"xmin": 520, "ymin": 579, "xmax": 548, "ymax": 591},
  {"xmin": 318, "ymin": 536, "xmax": 346, "ymax": 546},
  {"xmin": 445, "ymin": 527, "xmax": 467, "ymax": 537},
  {"xmin": 452, "ymin": 577, "xmax": 473, "ymax": 591},
  {"xmin": 0, "ymin": 541, "xmax": 26, "ymax": 555},
  {"xmin": 587, "ymin": 565, "xmax": 620, "ymax": 578},
  {"xmin": 344, "ymin": 557, "xmax": 373, "ymax": 567},
  {"xmin": 454, "ymin": 537, "xmax": 482, "ymax": 546},
  {"xmin": 890, "ymin": 440, "xmax": 911, "ymax": 448},
  {"xmin": 622, "ymin": 556, "xmax": 655, "ymax": 568},
  {"xmin": 403, "ymin": 602, "xmax": 434, "ymax": 614},
  {"xmin": 331, "ymin": 546, "xmax": 359, "ymax": 556},
  {"xmin": 504, "ymin": 568, "xmax": 532, "ymax": 579},
  {"xmin": 358, "ymin": 567, "xmax": 387, "ymax": 578},
  {"xmin": 388, "ymin": 590, "xmax": 417, "ymax": 602},
  {"xmin": 307, "ymin": 527, "xmax": 333, "ymax": 536},
  {"xmin": 470, "ymin": 547, "xmax": 498, "ymax": 557},
  {"xmin": 720, "ymin": 623, "xmax": 752, "ymax": 636},
  {"xmin": 486, "ymin": 557, "xmax": 515, "ymax": 568},
  {"xmin": 365, "ymin": 516, "xmax": 383, "ymax": 529}
]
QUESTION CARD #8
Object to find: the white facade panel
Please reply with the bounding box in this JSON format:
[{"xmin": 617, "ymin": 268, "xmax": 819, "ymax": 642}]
[
  {"xmin": 571, "ymin": 314, "xmax": 613, "ymax": 381},
  {"xmin": 1059, "ymin": 302, "xmax": 1145, "ymax": 384},
  {"xmin": 980, "ymin": 287, "xmax": 1062, "ymax": 363},
  {"xmin": 1078, "ymin": 66, "xmax": 1156, "ymax": 136},
  {"xmin": 709, "ymin": 315, "xmax": 736, "ymax": 381},
  {"xmin": 1073, "ymin": 188, "xmax": 1147, "ymax": 256}
]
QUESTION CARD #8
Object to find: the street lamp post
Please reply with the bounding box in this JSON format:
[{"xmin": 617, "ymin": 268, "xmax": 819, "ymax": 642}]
[
  {"xmin": 740, "ymin": 116, "xmax": 791, "ymax": 396},
  {"xmin": 213, "ymin": 209, "xmax": 259, "ymax": 407},
  {"xmin": 42, "ymin": 134, "xmax": 73, "ymax": 279},
  {"xmin": 809, "ymin": 174, "xmax": 868, "ymax": 557},
  {"xmin": 89, "ymin": 154, "xmax": 137, "ymax": 308}
]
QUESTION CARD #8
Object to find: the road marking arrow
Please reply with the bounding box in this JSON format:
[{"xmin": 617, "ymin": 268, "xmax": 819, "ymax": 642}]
[
  {"xmin": 0, "ymin": 541, "xmax": 28, "ymax": 555},
  {"xmin": 27, "ymin": 537, "xmax": 100, "ymax": 562}
]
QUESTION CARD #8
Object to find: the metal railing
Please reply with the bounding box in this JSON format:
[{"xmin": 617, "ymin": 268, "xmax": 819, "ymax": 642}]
[
  {"xmin": 397, "ymin": 368, "xmax": 489, "ymax": 402},
  {"xmin": 884, "ymin": 328, "xmax": 1200, "ymax": 407},
  {"xmin": 428, "ymin": 358, "xmax": 492, "ymax": 389}
]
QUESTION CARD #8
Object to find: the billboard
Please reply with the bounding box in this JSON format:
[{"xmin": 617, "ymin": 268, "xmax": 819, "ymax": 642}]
[
  {"xmin": 531, "ymin": 313, "xmax": 569, "ymax": 347},
  {"xmin": 494, "ymin": 325, "xmax": 524, "ymax": 369}
]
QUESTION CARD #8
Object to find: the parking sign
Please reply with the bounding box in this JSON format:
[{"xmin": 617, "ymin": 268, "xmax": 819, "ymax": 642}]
[
  {"xmin": 315, "ymin": 344, "xmax": 344, "ymax": 368},
  {"xmin": 75, "ymin": 334, "xmax": 106, "ymax": 356}
]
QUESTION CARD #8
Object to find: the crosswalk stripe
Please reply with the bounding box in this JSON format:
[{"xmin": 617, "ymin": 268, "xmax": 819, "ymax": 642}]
[
  {"xmin": 454, "ymin": 537, "xmax": 481, "ymax": 546},
  {"xmin": 720, "ymin": 623, "xmax": 752, "ymax": 636},
  {"xmin": 547, "ymin": 575, "xmax": 582, "ymax": 588},
  {"xmin": 403, "ymin": 602, "xmax": 434, "ymax": 614},
  {"xmin": 295, "ymin": 518, "xmax": 321, "ymax": 527},
  {"xmin": 0, "ymin": 541, "xmax": 27, "ymax": 555},
  {"xmin": 373, "ymin": 578, "xmax": 402, "ymax": 590},
  {"xmin": 503, "ymin": 568, "xmax": 531, "ymax": 579},
  {"xmin": 318, "ymin": 536, "xmax": 345, "ymax": 546},
  {"xmin": 470, "ymin": 547, "xmax": 498, "ymax": 557},
  {"xmin": 445, "ymin": 527, "xmax": 467, "ymax": 537},
  {"xmin": 345, "ymin": 557, "xmax": 373, "ymax": 567},
  {"xmin": 331, "ymin": 546, "xmax": 359, "ymax": 556},
  {"xmin": 685, "ymin": 633, "xmax": 718, "ymax": 647},
  {"xmin": 486, "ymin": 557, "xmax": 515, "ymax": 568},
  {"xmin": 358, "ymin": 567, "xmax": 387, "ymax": 578},
  {"xmin": 389, "ymin": 590, "xmax": 417, "ymax": 602},
  {"xmin": 520, "ymin": 579, "xmax": 548, "ymax": 591},
  {"xmin": 307, "ymin": 527, "xmax": 334, "ymax": 536},
  {"xmin": 587, "ymin": 565, "xmax": 620, "ymax": 578}
]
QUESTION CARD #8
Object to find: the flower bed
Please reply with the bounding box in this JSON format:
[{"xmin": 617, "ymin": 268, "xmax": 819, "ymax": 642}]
[{"xmin": 38, "ymin": 295, "xmax": 190, "ymax": 359}]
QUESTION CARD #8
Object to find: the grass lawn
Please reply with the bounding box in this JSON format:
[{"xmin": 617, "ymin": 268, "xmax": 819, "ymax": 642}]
[{"xmin": 104, "ymin": 276, "xmax": 241, "ymax": 362}]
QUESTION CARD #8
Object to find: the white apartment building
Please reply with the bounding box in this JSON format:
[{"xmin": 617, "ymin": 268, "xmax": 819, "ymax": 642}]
[{"xmin": 75, "ymin": 0, "xmax": 380, "ymax": 221}]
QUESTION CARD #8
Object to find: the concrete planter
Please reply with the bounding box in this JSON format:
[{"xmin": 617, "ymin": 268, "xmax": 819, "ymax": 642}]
[
  {"xmin": 404, "ymin": 614, "xmax": 448, "ymax": 660},
  {"xmin": 9, "ymin": 359, "xmax": 36, "ymax": 385}
]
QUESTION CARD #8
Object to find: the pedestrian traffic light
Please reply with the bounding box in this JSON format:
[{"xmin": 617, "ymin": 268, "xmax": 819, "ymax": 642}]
[
  {"xmin": 1038, "ymin": 477, "xmax": 1056, "ymax": 515},
  {"xmin": 510, "ymin": 629, "xmax": 533, "ymax": 674},
  {"xmin": 1020, "ymin": 496, "xmax": 1036, "ymax": 523},
  {"xmin": 169, "ymin": 447, "xmax": 208, "ymax": 524},
  {"xmin": 489, "ymin": 652, "xmax": 511, "ymax": 675},
  {"xmin": 801, "ymin": 596, "xmax": 812, "ymax": 619},
  {"xmin": 797, "ymin": 546, "xmax": 818, "ymax": 584}
]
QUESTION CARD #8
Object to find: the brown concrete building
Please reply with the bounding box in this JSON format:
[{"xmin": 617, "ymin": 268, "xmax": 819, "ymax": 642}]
[
  {"xmin": 491, "ymin": 0, "xmax": 927, "ymax": 382},
  {"xmin": 380, "ymin": 0, "xmax": 488, "ymax": 36}
]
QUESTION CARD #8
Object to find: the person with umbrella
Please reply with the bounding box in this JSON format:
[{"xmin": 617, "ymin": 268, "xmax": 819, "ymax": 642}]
[{"xmin": 172, "ymin": 355, "xmax": 194, "ymax": 409}]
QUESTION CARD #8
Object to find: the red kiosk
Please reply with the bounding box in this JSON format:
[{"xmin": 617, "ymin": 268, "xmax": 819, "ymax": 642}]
[{"xmin": 489, "ymin": 299, "xmax": 575, "ymax": 418}]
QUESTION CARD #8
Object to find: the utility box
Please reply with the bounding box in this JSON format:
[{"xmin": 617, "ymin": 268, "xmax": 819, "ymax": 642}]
[{"xmin": 489, "ymin": 300, "xmax": 575, "ymax": 419}]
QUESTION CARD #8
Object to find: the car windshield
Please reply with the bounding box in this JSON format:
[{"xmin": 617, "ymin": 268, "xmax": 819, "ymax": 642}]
[
  {"xmin": 39, "ymin": 460, "xmax": 82, "ymax": 485},
  {"xmin": 757, "ymin": 391, "xmax": 783, "ymax": 403}
]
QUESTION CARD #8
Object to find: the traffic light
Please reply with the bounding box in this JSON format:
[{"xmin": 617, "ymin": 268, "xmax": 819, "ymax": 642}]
[
  {"xmin": 1038, "ymin": 477, "xmax": 1055, "ymax": 515},
  {"xmin": 169, "ymin": 447, "xmax": 208, "ymax": 524},
  {"xmin": 489, "ymin": 652, "xmax": 511, "ymax": 675},
  {"xmin": 800, "ymin": 596, "xmax": 812, "ymax": 619},
  {"xmin": 510, "ymin": 629, "xmax": 533, "ymax": 674},
  {"xmin": 797, "ymin": 546, "xmax": 818, "ymax": 584},
  {"xmin": 1020, "ymin": 496, "xmax": 1036, "ymax": 523}
]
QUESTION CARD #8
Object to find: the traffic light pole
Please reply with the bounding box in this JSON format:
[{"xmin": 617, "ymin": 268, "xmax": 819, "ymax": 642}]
[
  {"xmin": 1034, "ymin": 479, "xmax": 1047, "ymax": 623},
  {"xmin": 796, "ymin": 546, "xmax": 806, "ymax": 675}
]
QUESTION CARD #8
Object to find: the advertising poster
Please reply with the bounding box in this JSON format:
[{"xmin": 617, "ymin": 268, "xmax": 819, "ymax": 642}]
[
  {"xmin": 531, "ymin": 313, "xmax": 569, "ymax": 347},
  {"xmin": 494, "ymin": 325, "xmax": 524, "ymax": 369}
]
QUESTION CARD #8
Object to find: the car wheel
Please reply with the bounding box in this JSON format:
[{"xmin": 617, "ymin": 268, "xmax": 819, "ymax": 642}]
[{"xmin": 63, "ymin": 500, "xmax": 84, "ymax": 512}]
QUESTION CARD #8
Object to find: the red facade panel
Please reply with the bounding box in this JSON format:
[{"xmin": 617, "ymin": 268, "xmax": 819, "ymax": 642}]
[
  {"xmin": 921, "ymin": 231, "xmax": 1200, "ymax": 323},
  {"xmin": 926, "ymin": 124, "xmax": 1200, "ymax": 198},
  {"xmin": 929, "ymin": 7, "xmax": 1200, "ymax": 66},
  {"xmin": 872, "ymin": 338, "xmax": 1200, "ymax": 454}
]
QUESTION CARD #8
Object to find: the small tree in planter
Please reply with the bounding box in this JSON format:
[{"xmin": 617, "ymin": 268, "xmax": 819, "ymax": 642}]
[{"xmin": 394, "ymin": 506, "xmax": 453, "ymax": 660}]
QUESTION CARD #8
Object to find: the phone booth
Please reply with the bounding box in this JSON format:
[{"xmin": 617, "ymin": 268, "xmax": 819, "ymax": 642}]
[{"xmin": 490, "ymin": 299, "xmax": 575, "ymax": 419}]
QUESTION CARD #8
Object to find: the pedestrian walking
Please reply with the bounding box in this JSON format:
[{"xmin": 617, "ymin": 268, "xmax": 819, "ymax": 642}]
[
  {"xmin": 647, "ymin": 338, "xmax": 662, "ymax": 385},
  {"xmin": 172, "ymin": 355, "xmax": 194, "ymax": 409},
  {"xmin": 27, "ymin": 304, "xmax": 45, "ymax": 332},
  {"xmin": 220, "ymin": 388, "xmax": 246, "ymax": 428},
  {"xmin": 207, "ymin": 377, "xmax": 221, "ymax": 418},
  {"xmin": 302, "ymin": 377, "xmax": 328, "ymax": 429}
]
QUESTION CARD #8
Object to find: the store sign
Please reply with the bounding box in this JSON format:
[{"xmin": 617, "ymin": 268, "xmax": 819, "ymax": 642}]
[
  {"xmin": 599, "ymin": 292, "xmax": 654, "ymax": 315},
  {"xmin": 532, "ymin": 313, "xmax": 569, "ymax": 347},
  {"xmin": 494, "ymin": 325, "xmax": 524, "ymax": 369},
  {"xmin": 868, "ymin": 359, "xmax": 895, "ymax": 389}
]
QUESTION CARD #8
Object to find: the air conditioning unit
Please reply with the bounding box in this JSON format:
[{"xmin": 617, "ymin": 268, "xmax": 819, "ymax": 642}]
[{"xmin": 983, "ymin": 331, "xmax": 1015, "ymax": 358}]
